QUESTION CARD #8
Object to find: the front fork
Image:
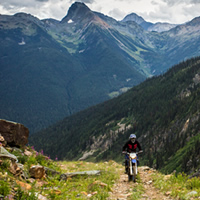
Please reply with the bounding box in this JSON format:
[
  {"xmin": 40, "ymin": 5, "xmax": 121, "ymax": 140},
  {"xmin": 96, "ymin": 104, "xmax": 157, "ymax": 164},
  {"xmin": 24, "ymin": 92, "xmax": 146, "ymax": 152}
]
[
  {"xmin": 129, "ymin": 157, "xmax": 137, "ymax": 175},
  {"xmin": 129, "ymin": 158, "xmax": 133, "ymax": 175},
  {"xmin": 125, "ymin": 154, "xmax": 138, "ymax": 175}
]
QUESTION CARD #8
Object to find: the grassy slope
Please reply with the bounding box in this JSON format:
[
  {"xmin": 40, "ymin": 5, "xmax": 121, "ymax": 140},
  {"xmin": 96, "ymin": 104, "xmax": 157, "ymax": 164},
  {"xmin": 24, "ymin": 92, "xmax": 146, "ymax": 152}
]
[{"xmin": 0, "ymin": 146, "xmax": 199, "ymax": 199}]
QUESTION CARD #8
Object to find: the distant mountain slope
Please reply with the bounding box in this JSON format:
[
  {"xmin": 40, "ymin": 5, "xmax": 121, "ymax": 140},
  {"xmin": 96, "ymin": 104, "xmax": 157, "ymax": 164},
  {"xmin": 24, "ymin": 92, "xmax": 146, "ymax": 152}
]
[
  {"xmin": 122, "ymin": 12, "xmax": 177, "ymax": 32},
  {"xmin": 30, "ymin": 56, "xmax": 200, "ymax": 174},
  {"xmin": 0, "ymin": 13, "xmax": 82, "ymax": 132},
  {"xmin": 1, "ymin": 2, "xmax": 200, "ymax": 134},
  {"xmin": 0, "ymin": 4, "xmax": 146, "ymax": 133}
]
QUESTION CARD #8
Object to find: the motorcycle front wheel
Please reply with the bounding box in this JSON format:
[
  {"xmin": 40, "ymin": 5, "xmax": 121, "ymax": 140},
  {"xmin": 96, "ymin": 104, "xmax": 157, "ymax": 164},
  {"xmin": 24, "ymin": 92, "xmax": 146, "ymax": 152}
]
[{"xmin": 128, "ymin": 166, "xmax": 137, "ymax": 182}]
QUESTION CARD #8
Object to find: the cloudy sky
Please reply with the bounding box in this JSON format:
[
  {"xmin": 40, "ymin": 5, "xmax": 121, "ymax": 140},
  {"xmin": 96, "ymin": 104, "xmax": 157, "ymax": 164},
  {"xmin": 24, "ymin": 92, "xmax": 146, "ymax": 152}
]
[{"xmin": 0, "ymin": 0, "xmax": 200, "ymax": 24}]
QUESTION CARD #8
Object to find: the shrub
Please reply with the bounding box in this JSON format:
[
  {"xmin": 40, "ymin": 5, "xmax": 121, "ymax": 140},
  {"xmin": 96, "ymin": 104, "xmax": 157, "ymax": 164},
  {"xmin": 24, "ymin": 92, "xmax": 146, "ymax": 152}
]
[
  {"xmin": 0, "ymin": 160, "xmax": 10, "ymax": 170},
  {"xmin": 186, "ymin": 177, "xmax": 200, "ymax": 189},
  {"xmin": 0, "ymin": 180, "xmax": 10, "ymax": 197}
]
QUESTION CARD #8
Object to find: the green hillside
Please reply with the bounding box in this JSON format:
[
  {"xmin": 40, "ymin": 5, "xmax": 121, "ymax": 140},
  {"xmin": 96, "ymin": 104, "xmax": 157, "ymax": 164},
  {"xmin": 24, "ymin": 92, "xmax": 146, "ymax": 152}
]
[
  {"xmin": 0, "ymin": 21, "xmax": 83, "ymax": 132},
  {"xmin": 0, "ymin": 12, "xmax": 146, "ymax": 133},
  {"xmin": 30, "ymin": 56, "xmax": 200, "ymax": 174}
]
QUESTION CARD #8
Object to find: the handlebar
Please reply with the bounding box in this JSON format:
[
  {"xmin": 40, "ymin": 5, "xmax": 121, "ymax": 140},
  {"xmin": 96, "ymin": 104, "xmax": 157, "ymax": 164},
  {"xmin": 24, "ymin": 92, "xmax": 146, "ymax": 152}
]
[{"xmin": 122, "ymin": 150, "xmax": 143, "ymax": 155}]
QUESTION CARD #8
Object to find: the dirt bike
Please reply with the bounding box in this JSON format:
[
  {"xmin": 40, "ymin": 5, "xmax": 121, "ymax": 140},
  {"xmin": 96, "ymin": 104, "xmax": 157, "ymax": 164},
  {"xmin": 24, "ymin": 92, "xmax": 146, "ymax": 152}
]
[{"xmin": 123, "ymin": 151, "xmax": 142, "ymax": 182}]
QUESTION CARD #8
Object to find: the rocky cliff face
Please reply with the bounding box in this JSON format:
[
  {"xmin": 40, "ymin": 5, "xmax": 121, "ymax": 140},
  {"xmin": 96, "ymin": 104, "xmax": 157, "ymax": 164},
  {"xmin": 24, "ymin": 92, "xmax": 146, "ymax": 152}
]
[
  {"xmin": 0, "ymin": 119, "xmax": 29, "ymax": 147},
  {"xmin": 61, "ymin": 2, "xmax": 94, "ymax": 23}
]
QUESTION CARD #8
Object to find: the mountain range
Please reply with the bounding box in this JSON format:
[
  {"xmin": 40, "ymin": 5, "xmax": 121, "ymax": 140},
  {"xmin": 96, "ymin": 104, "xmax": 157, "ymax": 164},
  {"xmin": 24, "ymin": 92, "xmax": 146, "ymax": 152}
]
[
  {"xmin": 1, "ymin": 2, "xmax": 200, "ymax": 133},
  {"xmin": 122, "ymin": 12, "xmax": 178, "ymax": 32}
]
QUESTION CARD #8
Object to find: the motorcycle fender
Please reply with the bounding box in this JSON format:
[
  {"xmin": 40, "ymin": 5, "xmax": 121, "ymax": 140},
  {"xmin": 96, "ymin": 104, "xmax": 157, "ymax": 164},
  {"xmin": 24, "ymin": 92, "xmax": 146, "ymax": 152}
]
[{"xmin": 132, "ymin": 159, "xmax": 137, "ymax": 163}]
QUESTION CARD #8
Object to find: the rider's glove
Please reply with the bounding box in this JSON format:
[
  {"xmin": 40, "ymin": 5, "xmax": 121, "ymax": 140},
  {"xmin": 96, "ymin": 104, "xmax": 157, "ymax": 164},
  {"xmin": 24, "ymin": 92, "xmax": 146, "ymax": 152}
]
[
  {"xmin": 138, "ymin": 150, "xmax": 143, "ymax": 153},
  {"xmin": 122, "ymin": 151, "xmax": 126, "ymax": 154}
]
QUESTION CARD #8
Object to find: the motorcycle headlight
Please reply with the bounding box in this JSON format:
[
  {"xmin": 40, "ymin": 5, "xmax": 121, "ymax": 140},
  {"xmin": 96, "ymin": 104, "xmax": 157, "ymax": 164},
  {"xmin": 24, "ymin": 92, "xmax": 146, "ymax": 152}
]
[{"xmin": 130, "ymin": 153, "xmax": 137, "ymax": 159}]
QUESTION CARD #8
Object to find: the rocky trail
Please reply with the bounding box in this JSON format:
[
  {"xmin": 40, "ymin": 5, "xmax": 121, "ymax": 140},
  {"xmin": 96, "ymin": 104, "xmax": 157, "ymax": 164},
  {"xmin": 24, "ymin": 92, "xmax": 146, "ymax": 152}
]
[{"xmin": 108, "ymin": 166, "xmax": 174, "ymax": 200}]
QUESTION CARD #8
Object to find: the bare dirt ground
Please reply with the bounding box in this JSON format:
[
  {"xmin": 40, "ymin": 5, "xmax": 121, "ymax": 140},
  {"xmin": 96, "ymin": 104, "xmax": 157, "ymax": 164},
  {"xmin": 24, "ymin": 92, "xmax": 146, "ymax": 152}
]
[{"xmin": 107, "ymin": 166, "xmax": 174, "ymax": 200}]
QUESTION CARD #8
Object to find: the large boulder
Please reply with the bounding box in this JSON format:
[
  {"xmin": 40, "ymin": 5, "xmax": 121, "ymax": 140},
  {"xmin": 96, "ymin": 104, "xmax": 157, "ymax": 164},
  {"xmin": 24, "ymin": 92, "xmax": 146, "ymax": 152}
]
[
  {"xmin": 29, "ymin": 165, "xmax": 46, "ymax": 179},
  {"xmin": 0, "ymin": 119, "xmax": 29, "ymax": 147}
]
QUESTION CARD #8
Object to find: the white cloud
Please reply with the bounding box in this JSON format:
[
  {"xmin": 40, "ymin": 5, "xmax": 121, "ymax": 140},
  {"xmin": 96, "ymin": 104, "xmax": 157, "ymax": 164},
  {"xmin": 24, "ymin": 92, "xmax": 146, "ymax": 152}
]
[
  {"xmin": 108, "ymin": 8, "xmax": 126, "ymax": 20},
  {"xmin": 162, "ymin": 0, "xmax": 200, "ymax": 6},
  {"xmin": 0, "ymin": 0, "xmax": 199, "ymax": 23},
  {"xmin": 89, "ymin": 0, "xmax": 159, "ymax": 20},
  {"xmin": 145, "ymin": 0, "xmax": 200, "ymax": 23}
]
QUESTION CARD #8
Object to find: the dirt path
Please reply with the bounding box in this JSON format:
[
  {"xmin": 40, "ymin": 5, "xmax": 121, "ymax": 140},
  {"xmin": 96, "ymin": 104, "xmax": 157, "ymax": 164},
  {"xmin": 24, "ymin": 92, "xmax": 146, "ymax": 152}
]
[{"xmin": 107, "ymin": 166, "xmax": 174, "ymax": 200}]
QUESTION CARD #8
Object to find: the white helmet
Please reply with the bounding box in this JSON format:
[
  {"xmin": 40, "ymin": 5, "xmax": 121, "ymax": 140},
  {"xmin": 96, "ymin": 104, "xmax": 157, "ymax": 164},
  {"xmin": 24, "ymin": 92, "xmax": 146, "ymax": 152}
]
[
  {"xmin": 129, "ymin": 134, "xmax": 136, "ymax": 139},
  {"xmin": 129, "ymin": 134, "xmax": 136, "ymax": 143}
]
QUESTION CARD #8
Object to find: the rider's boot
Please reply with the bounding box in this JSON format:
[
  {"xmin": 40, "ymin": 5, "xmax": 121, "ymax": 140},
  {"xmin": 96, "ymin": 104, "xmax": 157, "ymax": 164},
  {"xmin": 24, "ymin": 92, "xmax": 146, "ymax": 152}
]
[
  {"xmin": 124, "ymin": 167, "xmax": 128, "ymax": 174},
  {"xmin": 124, "ymin": 163, "xmax": 128, "ymax": 174}
]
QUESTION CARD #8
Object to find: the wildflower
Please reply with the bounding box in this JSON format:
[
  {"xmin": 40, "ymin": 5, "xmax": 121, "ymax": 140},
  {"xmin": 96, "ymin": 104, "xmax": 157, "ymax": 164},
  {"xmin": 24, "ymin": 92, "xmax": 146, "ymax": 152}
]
[{"xmin": 40, "ymin": 149, "xmax": 44, "ymax": 155}]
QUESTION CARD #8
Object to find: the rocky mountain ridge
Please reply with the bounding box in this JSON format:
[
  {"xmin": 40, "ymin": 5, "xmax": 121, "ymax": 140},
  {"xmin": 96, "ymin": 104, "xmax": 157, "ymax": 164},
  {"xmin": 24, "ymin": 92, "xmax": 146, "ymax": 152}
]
[{"xmin": 122, "ymin": 12, "xmax": 178, "ymax": 32}]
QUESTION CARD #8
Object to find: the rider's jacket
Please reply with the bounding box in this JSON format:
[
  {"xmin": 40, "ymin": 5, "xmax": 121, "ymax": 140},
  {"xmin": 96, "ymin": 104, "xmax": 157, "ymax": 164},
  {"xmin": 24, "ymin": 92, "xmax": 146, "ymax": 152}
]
[{"xmin": 122, "ymin": 140, "xmax": 142, "ymax": 153}]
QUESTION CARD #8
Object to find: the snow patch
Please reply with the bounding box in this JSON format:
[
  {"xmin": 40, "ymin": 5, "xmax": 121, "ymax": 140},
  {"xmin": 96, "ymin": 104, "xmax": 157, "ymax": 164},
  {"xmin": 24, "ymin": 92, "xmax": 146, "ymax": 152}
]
[
  {"xmin": 79, "ymin": 49, "xmax": 85, "ymax": 53},
  {"xmin": 18, "ymin": 38, "xmax": 26, "ymax": 45},
  {"xmin": 68, "ymin": 19, "xmax": 74, "ymax": 23}
]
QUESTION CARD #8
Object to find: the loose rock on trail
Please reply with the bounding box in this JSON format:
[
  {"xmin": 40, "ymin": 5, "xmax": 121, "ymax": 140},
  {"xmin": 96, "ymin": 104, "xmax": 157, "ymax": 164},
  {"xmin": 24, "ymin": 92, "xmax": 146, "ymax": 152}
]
[{"xmin": 107, "ymin": 166, "xmax": 174, "ymax": 200}]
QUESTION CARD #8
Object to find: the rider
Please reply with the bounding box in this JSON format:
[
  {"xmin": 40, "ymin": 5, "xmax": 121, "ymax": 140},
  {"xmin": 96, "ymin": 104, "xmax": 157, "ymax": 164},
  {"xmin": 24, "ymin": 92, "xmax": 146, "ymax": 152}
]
[{"xmin": 122, "ymin": 133, "xmax": 142, "ymax": 173}]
